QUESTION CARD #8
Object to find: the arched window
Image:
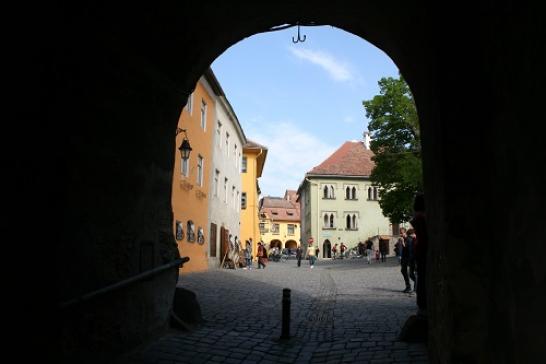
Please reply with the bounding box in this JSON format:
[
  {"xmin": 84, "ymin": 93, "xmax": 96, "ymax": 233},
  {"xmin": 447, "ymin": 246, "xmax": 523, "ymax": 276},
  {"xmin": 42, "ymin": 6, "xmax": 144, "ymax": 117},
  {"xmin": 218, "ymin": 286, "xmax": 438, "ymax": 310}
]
[
  {"xmin": 352, "ymin": 187, "xmax": 357, "ymax": 199},
  {"xmin": 346, "ymin": 186, "xmax": 350, "ymax": 199},
  {"xmin": 346, "ymin": 215, "xmax": 351, "ymax": 229},
  {"xmin": 368, "ymin": 187, "xmax": 372, "ymax": 200},
  {"xmin": 323, "ymin": 214, "xmax": 329, "ymax": 227},
  {"xmin": 373, "ymin": 187, "xmax": 378, "ymax": 200},
  {"xmin": 323, "ymin": 185, "xmax": 329, "ymax": 198},
  {"xmin": 352, "ymin": 215, "xmax": 357, "ymax": 229},
  {"xmin": 187, "ymin": 220, "xmax": 195, "ymax": 242},
  {"xmin": 329, "ymin": 214, "xmax": 334, "ymax": 228},
  {"xmin": 330, "ymin": 186, "xmax": 335, "ymax": 199}
]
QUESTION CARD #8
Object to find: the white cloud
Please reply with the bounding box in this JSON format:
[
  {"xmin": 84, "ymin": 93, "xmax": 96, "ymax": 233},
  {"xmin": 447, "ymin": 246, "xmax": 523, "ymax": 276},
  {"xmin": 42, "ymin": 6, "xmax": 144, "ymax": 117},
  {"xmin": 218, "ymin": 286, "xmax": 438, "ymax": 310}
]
[
  {"xmin": 289, "ymin": 48, "xmax": 353, "ymax": 82},
  {"xmin": 343, "ymin": 116, "xmax": 355, "ymax": 124},
  {"xmin": 246, "ymin": 121, "xmax": 336, "ymax": 197}
]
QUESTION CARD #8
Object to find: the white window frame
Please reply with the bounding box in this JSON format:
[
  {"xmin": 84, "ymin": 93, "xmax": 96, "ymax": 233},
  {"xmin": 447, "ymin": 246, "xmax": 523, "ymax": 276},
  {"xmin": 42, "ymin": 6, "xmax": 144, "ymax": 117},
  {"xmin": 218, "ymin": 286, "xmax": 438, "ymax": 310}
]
[
  {"xmin": 197, "ymin": 155, "xmax": 204, "ymax": 186},
  {"xmin": 181, "ymin": 156, "xmax": 189, "ymax": 177},
  {"xmin": 200, "ymin": 99, "xmax": 207, "ymax": 130}
]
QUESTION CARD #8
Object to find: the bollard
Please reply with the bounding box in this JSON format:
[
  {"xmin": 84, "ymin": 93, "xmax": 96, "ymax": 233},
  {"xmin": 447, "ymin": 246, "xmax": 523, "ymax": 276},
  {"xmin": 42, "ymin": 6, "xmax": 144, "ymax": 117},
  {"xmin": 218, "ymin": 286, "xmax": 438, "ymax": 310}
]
[{"xmin": 281, "ymin": 288, "xmax": 291, "ymax": 340}]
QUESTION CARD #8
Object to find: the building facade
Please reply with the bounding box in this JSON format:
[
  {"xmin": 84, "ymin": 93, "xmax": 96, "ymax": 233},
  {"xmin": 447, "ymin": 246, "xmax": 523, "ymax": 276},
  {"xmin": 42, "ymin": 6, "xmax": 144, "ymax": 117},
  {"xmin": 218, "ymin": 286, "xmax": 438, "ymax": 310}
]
[
  {"xmin": 172, "ymin": 71, "xmax": 216, "ymax": 273},
  {"xmin": 298, "ymin": 140, "xmax": 392, "ymax": 258},
  {"xmin": 259, "ymin": 190, "xmax": 301, "ymax": 252},
  {"xmin": 240, "ymin": 140, "xmax": 268, "ymax": 257},
  {"xmin": 206, "ymin": 70, "xmax": 246, "ymax": 268}
]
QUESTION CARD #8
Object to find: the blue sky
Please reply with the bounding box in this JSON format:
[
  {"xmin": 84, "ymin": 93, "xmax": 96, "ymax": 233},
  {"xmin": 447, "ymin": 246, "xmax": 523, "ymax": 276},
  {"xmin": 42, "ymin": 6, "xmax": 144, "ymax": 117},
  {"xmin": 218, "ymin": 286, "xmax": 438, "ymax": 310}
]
[{"xmin": 211, "ymin": 25, "xmax": 399, "ymax": 198}]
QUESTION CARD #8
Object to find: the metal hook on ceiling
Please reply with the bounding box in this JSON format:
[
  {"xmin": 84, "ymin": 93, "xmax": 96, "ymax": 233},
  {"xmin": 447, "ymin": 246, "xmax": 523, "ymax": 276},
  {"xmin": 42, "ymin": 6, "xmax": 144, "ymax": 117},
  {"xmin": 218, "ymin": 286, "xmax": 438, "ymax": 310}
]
[{"xmin": 292, "ymin": 23, "xmax": 306, "ymax": 43}]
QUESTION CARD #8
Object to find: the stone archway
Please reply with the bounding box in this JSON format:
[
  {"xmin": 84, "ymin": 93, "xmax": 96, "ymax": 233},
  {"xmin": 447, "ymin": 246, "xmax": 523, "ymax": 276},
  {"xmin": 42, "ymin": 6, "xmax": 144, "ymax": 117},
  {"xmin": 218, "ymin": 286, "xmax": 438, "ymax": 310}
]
[
  {"xmin": 285, "ymin": 240, "xmax": 297, "ymax": 251},
  {"xmin": 269, "ymin": 240, "xmax": 282, "ymax": 250},
  {"xmin": 323, "ymin": 240, "xmax": 332, "ymax": 258},
  {"xmin": 52, "ymin": 3, "xmax": 545, "ymax": 362}
]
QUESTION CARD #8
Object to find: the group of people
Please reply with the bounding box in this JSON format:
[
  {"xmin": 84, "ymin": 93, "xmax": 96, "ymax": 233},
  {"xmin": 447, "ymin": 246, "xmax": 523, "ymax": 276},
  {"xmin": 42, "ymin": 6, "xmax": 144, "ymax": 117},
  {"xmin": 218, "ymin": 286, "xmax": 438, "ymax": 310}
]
[
  {"xmin": 240, "ymin": 238, "xmax": 269, "ymax": 269},
  {"xmin": 331, "ymin": 242, "xmax": 347, "ymax": 259}
]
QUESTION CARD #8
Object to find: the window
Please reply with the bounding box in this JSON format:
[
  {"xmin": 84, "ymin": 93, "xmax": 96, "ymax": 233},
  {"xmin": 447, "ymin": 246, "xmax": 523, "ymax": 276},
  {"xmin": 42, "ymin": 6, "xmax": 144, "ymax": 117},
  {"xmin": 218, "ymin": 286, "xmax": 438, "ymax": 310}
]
[
  {"xmin": 345, "ymin": 213, "xmax": 358, "ymax": 230},
  {"xmin": 241, "ymin": 192, "xmax": 247, "ymax": 209},
  {"xmin": 323, "ymin": 185, "xmax": 335, "ymax": 199},
  {"xmin": 200, "ymin": 99, "xmax": 207, "ymax": 130},
  {"xmin": 232, "ymin": 186, "xmax": 236, "ymax": 209},
  {"xmin": 287, "ymin": 224, "xmax": 295, "ymax": 235},
  {"xmin": 368, "ymin": 187, "xmax": 372, "ymax": 200},
  {"xmin": 345, "ymin": 185, "xmax": 358, "ymax": 200},
  {"xmin": 197, "ymin": 155, "xmax": 204, "ymax": 186},
  {"xmin": 323, "ymin": 213, "xmax": 335, "ymax": 228},
  {"xmin": 186, "ymin": 92, "xmax": 193, "ymax": 114},
  {"xmin": 259, "ymin": 223, "xmax": 267, "ymax": 233},
  {"xmin": 271, "ymin": 223, "xmax": 280, "ymax": 234},
  {"xmin": 225, "ymin": 132, "xmax": 230, "ymax": 157},
  {"xmin": 234, "ymin": 144, "xmax": 238, "ymax": 167},
  {"xmin": 242, "ymin": 156, "xmax": 247, "ymax": 173},
  {"xmin": 224, "ymin": 178, "xmax": 228, "ymax": 202},
  {"xmin": 236, "ymin": 191, "xmax": 240, "ymax": 211},
  {"xmin": 352, "ymin": 214, "xmax": 357, "ymax": 229},
  {"xmin": 214, "ymin": 170, "xmax": 219, "ymax": 197},
  {"xmin": 323, "ymin": 214, "xmax": 329, "ymax": 227},
  {"xmin": 329, "ymin": 214, "xmax": 334, "ymax": 228},
  {"xmin": 181, "ymin": 156, "xmax": 189, "ymax": 177},
  {"xmin": 216, "ymin": 121, "xmax": 222, "ymax": 147},
  {"xmin": 374, "ymin": 187, "xmax": 379, "ymax": 200},
  {"xmin": 346, "ymin": 215, "xmax": 351, "ymax": 229}
]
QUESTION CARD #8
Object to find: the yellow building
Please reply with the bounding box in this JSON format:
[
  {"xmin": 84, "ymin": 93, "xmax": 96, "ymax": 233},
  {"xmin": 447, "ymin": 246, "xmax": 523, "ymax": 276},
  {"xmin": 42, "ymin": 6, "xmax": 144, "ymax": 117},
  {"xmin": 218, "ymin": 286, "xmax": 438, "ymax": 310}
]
[
  {"xmin": 171, "ymin": 71, "xmax": 216, "ymax": 273},
  {"xmin": 259, "ymin": 190, "xmax": 301, "ymax": 252},
  {"xmin": 240, "ymin": 140, "xmax": 267, "ymax": 256}
]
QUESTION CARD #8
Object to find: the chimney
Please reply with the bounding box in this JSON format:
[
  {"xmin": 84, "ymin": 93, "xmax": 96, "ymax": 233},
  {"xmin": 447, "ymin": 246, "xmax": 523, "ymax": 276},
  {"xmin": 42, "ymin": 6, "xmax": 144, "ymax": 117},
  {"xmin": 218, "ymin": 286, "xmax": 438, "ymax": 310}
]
[{"xmin": 363, "ymin": 131, "xmax": 372, "ymax": 150}]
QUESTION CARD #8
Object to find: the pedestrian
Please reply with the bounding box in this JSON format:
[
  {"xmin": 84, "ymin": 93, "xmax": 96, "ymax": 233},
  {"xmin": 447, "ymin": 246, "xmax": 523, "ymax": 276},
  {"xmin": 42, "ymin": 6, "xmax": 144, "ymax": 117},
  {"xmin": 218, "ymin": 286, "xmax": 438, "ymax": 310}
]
[
  {"xmin": 340, "ymin": 242, "xmax": 347, "ymax": 259},
  {"xmin": 380, "ymin": 240, "xmax": 387, "ymax": 262},
  {"xmin": 400, "ymin": 229, "xmax": 416, "ymax": 293},
  {"xmin": 407, "ymin": 229, "xmax": 417, "ymax": 291},
  {"xmin": 332, "ymin": 243, "xmax": 338, "ymax": 259},
  {"xmin": 296, "ymin": 245, "xmax": 303, "ymax": 267},
  {"xmin": 244, "ymin": 239, "xmax": 253, "ymax": 270},
  {"xmin": 366, "ymin": 238, "xmax": 374, "ymax": 264},
  {"xmin": 410, "ymin": 193, "xmax": 428, "ymax": 317},
  {"xmin": 358, "ymin": 241, "xmax": 365, "ymax": 257},
  {"xmin": 257, "ymin": 241, "xmax": 268, "ymax": 269},
  {"xmin": 375, "ymin": 249, "xmax": 380, "ymax": 262},
  {"xmin": 394, "ymin": 229, "xmax": 405, "ymax": 263},
  {"xmin": 306, "ymin": 239, "xmax": 317, "ymax": 269}
]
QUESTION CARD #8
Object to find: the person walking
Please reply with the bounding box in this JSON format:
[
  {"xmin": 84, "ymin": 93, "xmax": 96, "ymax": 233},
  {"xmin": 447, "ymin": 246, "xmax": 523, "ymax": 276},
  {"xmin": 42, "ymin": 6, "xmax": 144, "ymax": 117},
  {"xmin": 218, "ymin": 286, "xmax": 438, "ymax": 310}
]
[
  {"xmin": 407, "ymin": 229, "xmax": 417, "ymax": 291},
  {"xmin": 380, "ymin": 240, "xmax": 387, "ymax": 262},
  {"xmin": 306, "ymin": 240, "xmax": 317, "ymax": 269},
  {"xmin": 296, "ymin": 245, "xmax": 303, "ymax": 267},
  {"xmin": 410, "ymin": 193, "xmax": 428, "ymax": 316},
  {"xmin": 366, "ymin": 239, "xmax": 373, "ymax": 264},
  {"xmin": 340, "ymin": 242, "xmax": 347, "ymax": 259},
  {"xmin": 331, "ymin": 243, "xmax": 338, "ymax": 259},
  {"xmin": 244, "ymin": 240, "xmax": 253, "ymax": 270},
  {"xmin": 400, "ymin": 230, "xmax": 412, "ymax": 293},
  {"xmin": 257, "ymin": 241, "xmax": 268, "ymax": 269}
]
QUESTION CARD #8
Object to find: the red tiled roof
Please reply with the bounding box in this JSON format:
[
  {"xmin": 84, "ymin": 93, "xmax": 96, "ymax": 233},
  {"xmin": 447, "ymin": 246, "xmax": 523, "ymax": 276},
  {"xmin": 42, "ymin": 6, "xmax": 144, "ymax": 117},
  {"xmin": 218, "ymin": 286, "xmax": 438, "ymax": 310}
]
[
  {"xmin": 260, "ymin": 194, "xmax": 300, "ymax": 222},
  {"xmin": 307, "ymin": 141, "xmax": 375, "ymax": 176}
]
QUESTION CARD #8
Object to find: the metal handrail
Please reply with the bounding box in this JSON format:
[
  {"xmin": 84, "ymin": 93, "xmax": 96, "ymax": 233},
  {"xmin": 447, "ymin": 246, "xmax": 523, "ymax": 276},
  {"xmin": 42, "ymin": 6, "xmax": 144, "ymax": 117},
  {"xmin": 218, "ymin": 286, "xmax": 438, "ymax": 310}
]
[{"xmin": 59, "ymin": 257, "xmax": 190, "ymax": 310}]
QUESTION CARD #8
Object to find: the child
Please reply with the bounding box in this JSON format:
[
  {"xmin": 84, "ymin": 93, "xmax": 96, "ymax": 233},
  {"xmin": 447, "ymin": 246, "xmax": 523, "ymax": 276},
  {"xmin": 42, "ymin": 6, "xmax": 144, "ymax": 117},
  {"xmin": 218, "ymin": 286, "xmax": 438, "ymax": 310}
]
[{"xmin": 375, "ymin": 249, "xmax": 380, "ymax": 262}]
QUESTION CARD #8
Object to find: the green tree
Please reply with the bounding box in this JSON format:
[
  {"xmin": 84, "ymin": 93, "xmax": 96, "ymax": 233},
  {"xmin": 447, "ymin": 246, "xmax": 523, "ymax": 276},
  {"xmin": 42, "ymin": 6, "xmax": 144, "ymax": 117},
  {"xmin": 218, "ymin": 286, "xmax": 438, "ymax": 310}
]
[{"xmin": 362, "ymin": 75, "xmax": 423, "ymax": 224}]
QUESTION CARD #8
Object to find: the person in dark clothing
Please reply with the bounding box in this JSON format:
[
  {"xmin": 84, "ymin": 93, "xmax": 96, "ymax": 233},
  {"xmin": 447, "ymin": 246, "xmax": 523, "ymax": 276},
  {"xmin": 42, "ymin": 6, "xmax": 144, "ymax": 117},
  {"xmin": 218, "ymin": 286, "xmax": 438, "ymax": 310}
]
[
  {"xmin": 410, "ymin": 193, "xmax": 428, "ymax": 315},
  {"xmin": 296, "ymin": 245, "xmax": 303, "ymax": 267},
  {"xmin": 401, "ymin": 229, "xmax": 417, "ymax": 292},
  {"xmin": 365, "ymin": 239, "xmax": 373, "ymax": 264}
]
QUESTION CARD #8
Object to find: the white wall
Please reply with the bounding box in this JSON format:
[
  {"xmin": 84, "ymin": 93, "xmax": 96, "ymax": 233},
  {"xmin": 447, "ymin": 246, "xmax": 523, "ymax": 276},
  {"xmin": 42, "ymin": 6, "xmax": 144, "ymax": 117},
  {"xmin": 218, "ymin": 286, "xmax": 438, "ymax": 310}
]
[{"xmin": 208, "ymin": 96, "xmax": 245, "ymax": 266}]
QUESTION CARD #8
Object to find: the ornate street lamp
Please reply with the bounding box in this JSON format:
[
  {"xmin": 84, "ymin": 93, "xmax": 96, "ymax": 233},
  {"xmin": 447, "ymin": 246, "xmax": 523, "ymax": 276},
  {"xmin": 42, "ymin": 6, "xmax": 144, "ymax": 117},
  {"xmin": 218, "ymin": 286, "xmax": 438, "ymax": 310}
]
[{"xmin": 176, "ymin": 128, "xmax": 192, "ymax": 160}]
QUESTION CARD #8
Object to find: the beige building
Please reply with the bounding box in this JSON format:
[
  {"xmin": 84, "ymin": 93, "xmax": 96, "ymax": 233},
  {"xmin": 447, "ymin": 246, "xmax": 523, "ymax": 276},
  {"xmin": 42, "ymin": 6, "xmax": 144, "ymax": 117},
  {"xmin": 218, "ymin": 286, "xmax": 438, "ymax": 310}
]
[
  {"xmin": 297, "ymin": 139, "xmax": 393, "ymax": 258},
  {"xmin": 259, "ymin": 190, "xmax": 300, "ymax": 252}
]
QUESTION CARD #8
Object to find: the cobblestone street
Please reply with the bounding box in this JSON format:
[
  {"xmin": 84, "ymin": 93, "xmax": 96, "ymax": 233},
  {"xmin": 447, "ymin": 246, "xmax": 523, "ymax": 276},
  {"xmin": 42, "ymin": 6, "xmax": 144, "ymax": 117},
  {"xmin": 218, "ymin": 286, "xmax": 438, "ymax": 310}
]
[{"xmin": 122, "ymin": 257, "xmax": 428, "ymax": 363}]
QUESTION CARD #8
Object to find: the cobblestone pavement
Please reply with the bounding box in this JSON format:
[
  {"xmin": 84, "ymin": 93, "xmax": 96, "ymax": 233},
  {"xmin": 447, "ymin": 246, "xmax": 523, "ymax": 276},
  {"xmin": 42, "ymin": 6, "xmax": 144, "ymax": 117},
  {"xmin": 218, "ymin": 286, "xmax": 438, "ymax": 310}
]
[{"xmin": 122, "ymin": 257, "xmax": 428, "ymax": 363}]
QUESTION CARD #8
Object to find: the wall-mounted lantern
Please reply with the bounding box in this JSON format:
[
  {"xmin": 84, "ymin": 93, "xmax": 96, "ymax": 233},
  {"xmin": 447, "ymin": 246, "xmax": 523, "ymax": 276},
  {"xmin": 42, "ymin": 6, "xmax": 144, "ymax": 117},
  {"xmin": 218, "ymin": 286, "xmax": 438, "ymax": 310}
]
[{"xmin": 176, "ymin": 128, "xmax": 192, "ymax": 160}]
